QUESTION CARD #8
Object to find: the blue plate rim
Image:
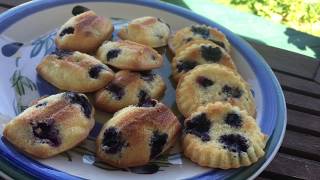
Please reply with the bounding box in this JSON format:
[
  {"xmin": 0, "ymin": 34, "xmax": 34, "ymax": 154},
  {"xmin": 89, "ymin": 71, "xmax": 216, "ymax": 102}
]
[{"xmin": 0, "ymin": 0, "xmax": 287, "ymax": 179}]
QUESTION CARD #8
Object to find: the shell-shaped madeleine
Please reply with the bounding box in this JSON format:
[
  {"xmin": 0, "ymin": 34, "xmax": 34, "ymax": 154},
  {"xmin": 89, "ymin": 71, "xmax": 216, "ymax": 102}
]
[
  {"xmin": 3, "ymin": 92, "xmax": 95, "ymax": 158},
  {"xmin": 36, "ymin": 49, "xmax": 114, "ymax": 93},
  {"xmin": 96, "ymin": 40, "xmax": 163, "ymax": 70},
  {"xmin": 55, "ymin": 10, "xmax": 114, "ymax": 53},
  {"xmin": 118, "ymin": 16, "xmax": 170, "ymax": 48},
  {"xmin": 96, "ymin": 100, "xmax": 181, "ymax": 168}
]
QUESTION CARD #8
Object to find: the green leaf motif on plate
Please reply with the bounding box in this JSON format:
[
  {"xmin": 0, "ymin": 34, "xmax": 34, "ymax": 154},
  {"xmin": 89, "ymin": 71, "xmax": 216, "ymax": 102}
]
[
  {"xmin": 10, "ymin": 70, "xmax": 37, "ymax": 96},
  {"xmin": 12, "ymin": 98, "xmax": 28, "ymax": 115}
]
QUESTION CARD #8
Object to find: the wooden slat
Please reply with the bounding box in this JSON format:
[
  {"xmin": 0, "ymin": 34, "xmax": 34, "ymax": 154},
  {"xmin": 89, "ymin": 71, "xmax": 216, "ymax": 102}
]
[
  {"xmin": 287, "ymin": 109, "xmax": 320, "ymax": 136},
  {"xmin": 262, "ymin": 153, "xmax": 320, "ymax": 180},
  {"xmin": 280, "ymin": 130, "xmax": 320, "ymax": 161},
  {"xmin": 285, "ymin": 91, "xmax": 320, "ymax": 115},
  {"xmin": 260, "ymin": 172, "xmax": 302, "ymax": 180},
  {"xmin": 0, "ymin": 0, "xmax": 30, "ymax": 7},
  {"xmin": 256, "ymin": 177, "xmax": 272, "ymax": 180},
  {"xmin": 248, "ymin": 41, "xmax": 319, "ymax": 79},
  {"xmin": 315, "ymin": 65, "xmax": 320, "ymax": 84},
  {"xmin": 275, "ymin": 71, "xmax": 320, "ymax": 98}
]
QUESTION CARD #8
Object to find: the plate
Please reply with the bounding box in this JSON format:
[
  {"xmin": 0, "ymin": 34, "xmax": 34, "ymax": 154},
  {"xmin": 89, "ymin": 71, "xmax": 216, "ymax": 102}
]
[{"xmin": 0, "ymin": 0, "xmax": 286, "ymax": 179}]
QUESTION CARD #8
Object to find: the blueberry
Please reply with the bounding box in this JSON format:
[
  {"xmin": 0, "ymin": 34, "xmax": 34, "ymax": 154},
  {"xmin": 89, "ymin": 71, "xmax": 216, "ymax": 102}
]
[
  {"xmin": 196, "ymin": 76, "xmax": 214, "ymax": 88},
  {"xmin": 201, "ymin": 45, "xmax": 222, "ymax": 62},
  {"xmin": 106, "ymin": 49, "xmax": 121, "ymax": 61},
  {"xmin": 88, "ymin": 65, "xmax": 106, "ymax": 79},
  {"xmin": 51, "ymin": 48, "xmax": 73, "ymax": 59},
  {"xmin": 102, "ymin": 127, "xmax": 126, "ymax": 154},
  {"xmin": 222, "ymin": 85, "xmax": 232, "ymax": 96},
  {"xmin": 137, "ymin": 98, "xmax": 157, "ymax": 108},
  {"xmin": 176, "ymin": 60, "xmax": 198, "ymax": 73},
  {"xmin": 105, "ymin": 83, "xmax": 125, "ymax": 100},
  {"xmin": 136, "ymin": 90, "xmax": 157, "ymax": 107},
  {"xmin": 185, "ymin": 113, "xmax": 211, "ymax": 142},
  {"xmin": 208, "ymin": 39, "xmax": 226, "ymax": 49},
  {"xmin": 156, "ymin": 34, "xmax": 164, "ymax": 39},
  {"xmin": 232, "ymin": 88, "xmax": 242, "ymax": 98},
  {"xmin": 149, "ymin": 131, "xmax": 168, "ymax": 159},
  {"xmin": 59, "ymin": 27, "xmax": 74, "ymax": 37},
  {"xmin": 199, "ymin": 133, "xmax": 211, "ymax": 142},
  {"xmin": 31, "ymin": 118, "xmax": 61, "ymax": 147},
  {"xmin": 72, "ymin": 5, "xmax": 90, "ymax": 16},
  {"xmin": 138, "ymin": 90, "xmax": 149, "ymax": 103},
  {"xmin": 225, "ymin": 112, "xmax": 242, "ymax": 128},
  {"xmin": 139, "ymin": 71, "xmax": 155, "ymax": 82},
  {"xmin": 219, "ymin": 134, "xmax": 249, "ymax": 153},
  {"xmin": 35, "ymin": 102, "xmax": 47, "ymax": 108},
  {"xmin": 151, "ymin": 55, "xmax": 156, "ymax": 61},
  {"xmin": 222, "ymin": 85, "xmax": 243, "ymax": 98},
  {"xmin": 191, "ymin": 25, "xmax": 209, "ymax": 39},
  {"xmin": 64, "ymin": 92, "xmax": 92, "ymax": 118},
  {"xmin": 185, "ymin": 37, "xmax": 193, "ymax": 43}
]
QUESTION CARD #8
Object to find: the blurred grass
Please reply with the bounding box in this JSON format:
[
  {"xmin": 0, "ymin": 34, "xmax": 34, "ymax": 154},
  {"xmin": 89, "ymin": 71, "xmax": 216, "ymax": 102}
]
[
  {"xmin": 214, "ymin": 0, "xmax": 251, "ymax": 12},
  {"xmin": 212, "ymin": 0, "xmax": 320, "ymax": 37}
]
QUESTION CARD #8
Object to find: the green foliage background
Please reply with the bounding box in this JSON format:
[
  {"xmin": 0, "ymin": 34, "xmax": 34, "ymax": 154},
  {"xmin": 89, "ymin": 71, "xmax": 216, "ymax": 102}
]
[{"xmin": 215, "ymin": 0, "xmax": 320, "ymax": 37}]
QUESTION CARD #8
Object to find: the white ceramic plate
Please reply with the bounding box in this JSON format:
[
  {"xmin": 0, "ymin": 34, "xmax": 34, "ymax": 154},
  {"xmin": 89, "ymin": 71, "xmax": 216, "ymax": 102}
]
[{"xmin": 0, "ymin": 1, "xmax": 286, "ymax": 179}]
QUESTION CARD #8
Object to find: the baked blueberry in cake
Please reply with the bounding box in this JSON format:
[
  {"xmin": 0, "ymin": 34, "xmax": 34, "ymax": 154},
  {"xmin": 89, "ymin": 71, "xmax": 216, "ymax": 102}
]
[{"xmin": 3, "ymin": 92, "xmax": 95, "ymax": 158}]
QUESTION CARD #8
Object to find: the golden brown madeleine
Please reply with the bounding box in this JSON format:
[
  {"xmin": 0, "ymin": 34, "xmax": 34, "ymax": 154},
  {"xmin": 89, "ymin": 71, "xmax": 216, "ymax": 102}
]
[
  {"xmin": 168, "ymin": 24, "xmax": 230, "ymax": 54},
  {"xmin": 96, "ymin": 40, "xmax": 163, "ymax": 70},
  {"xmin": 94, "ymin": 70, "xmax": 166, "ymax": 113},
  {"xmin": 3, "ymin": 92, "xmax": 95, "ymax": 158},
  {"xmin": 171, "ymin": 40, "xmax": 236, "ymax": 83},
  {"xmin": 183, "ymin": 102, "xmax": 267, "ymax": 169},
  {"xmin": 96, "ymin": 100, "xmax": 181, "ymax": 168},
  {"xmin": 118, "ymin": 16, "xmax": 171, "ymax": 48},
  {"xmin": 36, "ymin": 49, "xmax": 114, "ymax": 93},
  {"xmin": 176, "ymin": 64, "xmax": 255, "ymax": 117},
  {"xmin": 55, "ymin": 10, "xmax": 113, "ymax": 53}
]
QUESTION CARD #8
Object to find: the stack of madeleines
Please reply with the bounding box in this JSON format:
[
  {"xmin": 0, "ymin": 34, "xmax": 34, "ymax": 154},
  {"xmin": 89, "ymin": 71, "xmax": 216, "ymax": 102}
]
[{"xmin": 3, "ymin": 5, "xmax": 267, "ymax": 170}]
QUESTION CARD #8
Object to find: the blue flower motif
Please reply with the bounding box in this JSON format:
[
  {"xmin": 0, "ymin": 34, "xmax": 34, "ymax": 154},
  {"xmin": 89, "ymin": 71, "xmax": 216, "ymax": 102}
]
[{"xmin": 30, "ymin": 31, "xmax": 56, "ymax": 58}]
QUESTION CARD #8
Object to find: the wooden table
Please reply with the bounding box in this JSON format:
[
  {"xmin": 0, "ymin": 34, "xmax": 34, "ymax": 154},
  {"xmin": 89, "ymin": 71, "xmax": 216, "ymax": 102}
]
[{"xmin": 1, "ymin": 1, "xmax": 319, "ymax": 180}]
